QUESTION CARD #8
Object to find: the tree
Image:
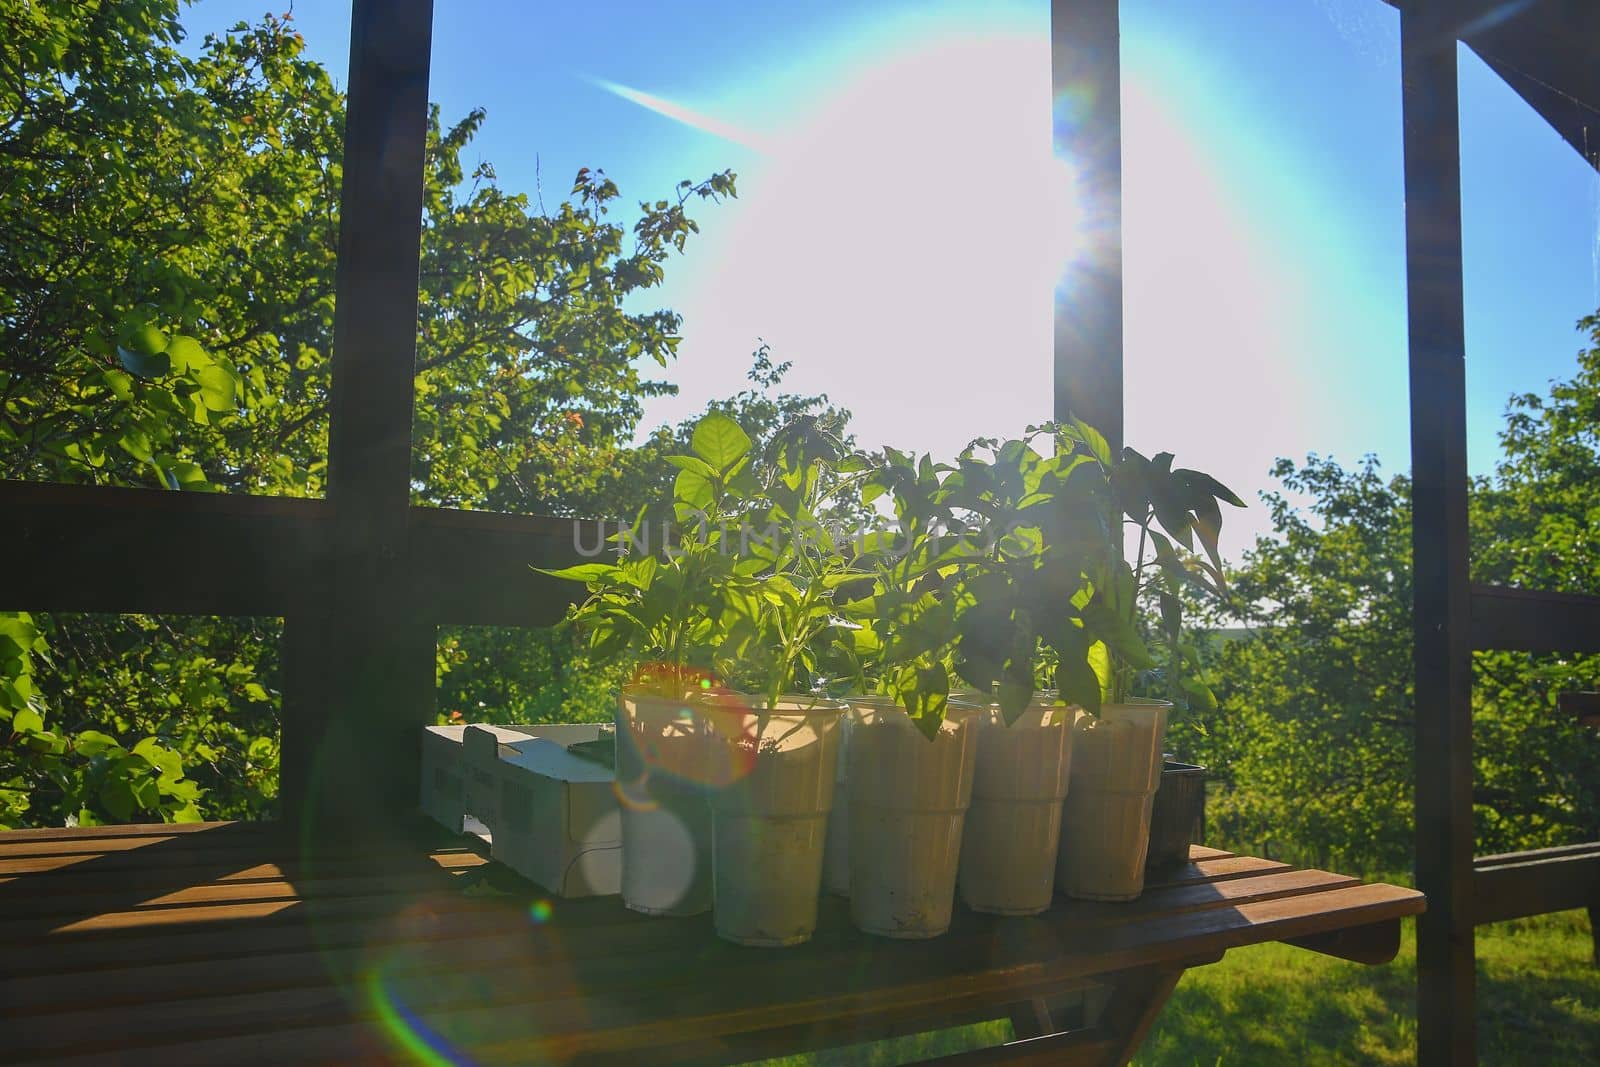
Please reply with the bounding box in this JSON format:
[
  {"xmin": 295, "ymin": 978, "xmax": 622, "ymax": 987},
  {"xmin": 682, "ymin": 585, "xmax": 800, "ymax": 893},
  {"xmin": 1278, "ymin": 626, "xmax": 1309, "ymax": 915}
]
[
  {"xmin": 1190, "ymin": 313, "xmax": 1600, "ymax": 874},
  {"xmin": 0, "ymin": 2, "xmax": 766, "ymax": 826},
  {"xmin": 1468, "ymin": 310, "xmax": 1600, "ymax": 855},
  {"xmin": 1184, "ymin": 454, "xmax": 1417, "ymax": 872}
]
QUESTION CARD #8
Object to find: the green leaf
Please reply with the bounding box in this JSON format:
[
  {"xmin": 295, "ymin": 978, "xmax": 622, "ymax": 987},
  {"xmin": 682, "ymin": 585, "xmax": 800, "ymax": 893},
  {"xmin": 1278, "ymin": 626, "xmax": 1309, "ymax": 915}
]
[
  {"xmin": 1087, "ymin": 640, "xmax": 1112, "ymax": 704},
  {"xmin": 132, "ymin": 736, "xmax": 178, "ymax": 770},
  {"xmin": 1082, "ymin": 595, "xmax": 1155, "ymax": 670},
  {"xmin": 1180, "ymin": 675, "xmax": 1217, "ymax": 711},
  {"xmin": 1054, "ymin": 624, "xmax": 1103, "ymax": 717},
  {"xmin": 102, "ymin": 368, "xmax": 135, "ymax": 401},
  {"xmin": 162, "ymin": 460, "xmax": 209, "ymax": 490},
  {"xmin": 1176, "ymin": 468, "xmax": 1246, "ymax": 509},
  {"xmin": 130, "ymin": 775, "xmax": 160, "ymax": 810},
  {"xmin": 1070, "ymin": 417, "xmax": 1113, "ymax": 467},
  {"xmin": 122, "ymin": 321, "xmax": 169, "ymax": 357},
  {"xmin": 100, "ymin": 777, "xmax": 136, "ymax": 821},
  {"xmin": 1159, "ymin": 591, "xmax": 1182, "ymax": 642},
  {"xmin": 995, "ymin": 678, "xmax": 1033, "ymax": 724},
  {"xmin": 73, "ymin": 730, "xmax": 120, "ymax": 757},
  {"xmin": 195, "ymin": 364, "xmax": 237, "ymax": 411},
  {"xmin": 690, "ymin": 412, "xmax": 751, "ymax": 473},
  {"xmin": 165, "ymin": 335, "xmax": 210, "ymax": 373},
  {"xmin": 244, "ymin": 682, "xmax": 269, "ymax": 702},
  {"xmin": 117, "ymin": 429, "xmax": 153, "ymax": 462},
  {"xmin": 673, "ymin": 465, "xmax": 715, "ymax": 518},
  {"xmin": 12, "ymin": 707, "xmax": 44, "ymax": 735},
  {"xmin": 117, "ymin": 346, "xmax": 171, "ymax": 379},
  {"xmin": 664, "ymin": 454, "xmax": 717, "ymax": 480},
  {"xmin": 535, "ymin": 562, "xmax": 617, "ymax": 584}
]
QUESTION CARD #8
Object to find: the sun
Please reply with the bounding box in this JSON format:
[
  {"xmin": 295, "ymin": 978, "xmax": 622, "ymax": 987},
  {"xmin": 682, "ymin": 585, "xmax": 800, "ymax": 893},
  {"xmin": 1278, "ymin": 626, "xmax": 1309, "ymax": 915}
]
[{"xmin": 606, "ymin": 32, "xmax": 1088, "ymax": 461}]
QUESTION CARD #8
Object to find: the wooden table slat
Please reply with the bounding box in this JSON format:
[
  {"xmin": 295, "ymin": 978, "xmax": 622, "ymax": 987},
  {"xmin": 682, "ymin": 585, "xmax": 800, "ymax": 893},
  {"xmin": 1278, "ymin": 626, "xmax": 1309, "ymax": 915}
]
[
  {"xmin": 0, "ymin": 848, "xmax": 488, "ymax": 883},
  {"xmin": 0, "ymin": 856, "xmax": 1305, "ymax": 973},
  {"xmin": 13, "ymin": 882, "xmax": 1419, "ymax": 1066},
  {"xmin": 2, "ymin": 866, "xmax": 1358, "ymax": 1023},
  {"xmin": 0, "ymin": 824, "xmax": 1422, "ymax": 1066}
]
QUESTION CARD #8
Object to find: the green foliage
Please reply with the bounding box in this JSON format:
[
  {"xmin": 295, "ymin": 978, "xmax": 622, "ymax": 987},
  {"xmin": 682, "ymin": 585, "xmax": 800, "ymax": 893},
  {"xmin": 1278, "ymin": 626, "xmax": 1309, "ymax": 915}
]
[
  {"xmin": 1, "ymin": 612, "xmax": 207, "ymax": 827},
  {"xmin": 545, "ymin": 412, "xmax": 864, "ymax": 710},
  {"xmin": 1191, "ymin": 455, "xmax": 1417, "ymax": 871},
  {"xmin": 435, "ymin": 626, "xmax": 628, "ymax": 727},
  {"xmin": 830, "ymin": 446, "xmax": 966, "ymax": 737},
  {"xmin": 874, "ymin": 423, "xmax": 1239, "ymax": 725},
  {"xmin": 759, "ymin": 912, "xmax": 1599, "ymax": 1065},
  {"xmin": 1192, "ymin": 311, "xmax": 1600, "ymax": 872},
  {"xmin": 1135, "ymin": 913, "xmax": 1599, "ymax": 1066},
  {"xmin": 0, "ymin": 2, "xmax": 750, "ymax": 825}
]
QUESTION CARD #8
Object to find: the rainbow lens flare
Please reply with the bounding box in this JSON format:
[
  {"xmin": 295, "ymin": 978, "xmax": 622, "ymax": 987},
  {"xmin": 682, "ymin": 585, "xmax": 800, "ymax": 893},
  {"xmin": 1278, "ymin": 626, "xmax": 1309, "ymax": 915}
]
[{"xmin": 365, "ymin": 966, "xmax": 466, "ymax": 1067}]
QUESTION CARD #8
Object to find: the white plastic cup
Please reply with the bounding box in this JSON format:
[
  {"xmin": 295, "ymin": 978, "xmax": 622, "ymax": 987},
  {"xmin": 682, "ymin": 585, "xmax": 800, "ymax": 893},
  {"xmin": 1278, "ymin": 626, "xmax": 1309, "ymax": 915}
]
[
  {"xmin": 710, "ymin": 696, "xmax": 845, "ymax": 947},
  {"xmin": 1056, "ymin": 700, "xmax": 1171, "ymax": 901},
  {"xmin": 615, "ymin": 689, "xmax": 720, "ymax": 917},
  {"xmin": 847, "ymin": 698, "xmax": 980, "ymax": 939},
  {"xmin": 959, "ymin": 702, "xmax": 1076, "ymax": 915}
]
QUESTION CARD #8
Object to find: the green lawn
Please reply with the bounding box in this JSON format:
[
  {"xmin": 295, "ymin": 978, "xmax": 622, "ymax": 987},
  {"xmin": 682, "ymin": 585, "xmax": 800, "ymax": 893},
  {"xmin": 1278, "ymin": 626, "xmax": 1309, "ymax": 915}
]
[{"xmin": 762, "ymin": 911, "xmax": 1599, "ymax": 1065}]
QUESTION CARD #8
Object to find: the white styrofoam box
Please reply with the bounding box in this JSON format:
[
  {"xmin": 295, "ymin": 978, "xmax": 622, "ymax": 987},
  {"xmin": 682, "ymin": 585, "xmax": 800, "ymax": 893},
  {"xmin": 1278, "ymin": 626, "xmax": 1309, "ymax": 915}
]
[
  {"xmin": 491, "ymin": 730, "xmax": 620, "ymax": 898},
  {"xmin": 420, "ymin": 725, "xmax": 468, "ymax": 832},
  {"xmin": 462, "ymin": 724, "xmax": 542, "ymax": 832}
]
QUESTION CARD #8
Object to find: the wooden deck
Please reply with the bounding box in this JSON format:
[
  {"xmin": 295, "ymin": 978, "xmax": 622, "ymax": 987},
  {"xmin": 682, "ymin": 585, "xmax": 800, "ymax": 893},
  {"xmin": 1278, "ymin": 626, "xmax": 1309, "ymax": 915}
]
[{"xmin": 0, "ymin": 821, "xmax": 1424, "ymax": 1065}]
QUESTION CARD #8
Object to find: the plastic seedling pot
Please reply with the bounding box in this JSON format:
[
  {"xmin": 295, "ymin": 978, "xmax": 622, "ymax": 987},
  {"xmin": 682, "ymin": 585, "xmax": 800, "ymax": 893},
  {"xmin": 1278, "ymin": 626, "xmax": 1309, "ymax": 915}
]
[
  {"xmin": 1145, "ymin": 759, "xmax": 1207, "ymax": 873},
  {"xmin": 708, "ymin": 696, "xmax": 845, "ymax": 947},
  {"xmin": 958, "ymin": 701, "xmax": 1077, "ymax": 915},
  {"xmin": 847, "ymin": 697, "xmax": 980, "ymax": 939},
  {"xmin": 1056, "ymin": 700, "xmax": 1171, "ymax": 902},
  {"xmin": 614, "ymin": 688, "xmax": 724, "ymax": 917}
]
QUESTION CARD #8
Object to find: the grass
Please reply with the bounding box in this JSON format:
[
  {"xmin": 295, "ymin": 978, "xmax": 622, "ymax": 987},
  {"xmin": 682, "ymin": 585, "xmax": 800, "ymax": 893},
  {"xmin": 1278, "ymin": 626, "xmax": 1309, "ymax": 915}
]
[{"xmin": 757, "ymin": 911, "xmax": 1599, "ymax": 1066}]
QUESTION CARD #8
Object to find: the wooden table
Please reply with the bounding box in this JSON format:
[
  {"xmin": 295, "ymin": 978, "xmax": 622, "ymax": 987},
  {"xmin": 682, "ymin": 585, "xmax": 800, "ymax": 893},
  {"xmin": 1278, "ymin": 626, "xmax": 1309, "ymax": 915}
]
[{"xmin": 0, "ymin": 821, "xmax": 1423, "ymax": 1065}]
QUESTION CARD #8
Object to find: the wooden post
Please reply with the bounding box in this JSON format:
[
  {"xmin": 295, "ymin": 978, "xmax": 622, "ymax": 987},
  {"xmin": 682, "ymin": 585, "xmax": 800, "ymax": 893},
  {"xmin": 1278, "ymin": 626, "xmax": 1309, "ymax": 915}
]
[
  {"xmin": 280, "ymin": 0, "xmax": 436, "ymax": 841},
  {"xmin": 1050, "ymin": 0, "xmax": 1124, "ymax": 453},
  {"xmin": 1401, "ymin": 5, "xmax": 1476, "ymax": 1063}
]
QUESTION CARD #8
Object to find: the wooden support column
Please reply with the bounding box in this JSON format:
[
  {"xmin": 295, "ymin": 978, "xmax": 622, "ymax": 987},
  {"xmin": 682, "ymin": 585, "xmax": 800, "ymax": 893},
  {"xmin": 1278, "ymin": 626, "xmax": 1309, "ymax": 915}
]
[
  {"xmin": 1401, "ymin": 5, "xmax": 1476, "ymax": 1064},
  {"xmin": 1050, "ymin": 0, "xmax": 1124, "ymax": 453},
  {"xmin": 280, "ymin": 0, "xmax": 436, "ymax": 842}
]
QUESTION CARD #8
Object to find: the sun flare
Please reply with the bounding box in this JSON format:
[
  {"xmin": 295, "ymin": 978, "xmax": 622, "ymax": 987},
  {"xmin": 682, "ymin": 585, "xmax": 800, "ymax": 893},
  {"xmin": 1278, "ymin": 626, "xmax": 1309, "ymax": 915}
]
[{"xmin": 604, "ymin": 32, "xmax": 1089, "ymax": 459}]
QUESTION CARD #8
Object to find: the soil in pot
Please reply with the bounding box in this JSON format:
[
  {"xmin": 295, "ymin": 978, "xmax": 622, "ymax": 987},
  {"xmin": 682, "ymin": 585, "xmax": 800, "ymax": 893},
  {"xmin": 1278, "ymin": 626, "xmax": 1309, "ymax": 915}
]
[
  {"xmin": 1056, "ymin": 700, "xmax": 1170, "ymax": 902},
  {"xmin": 958, "ymin": 701, "xmax": 1077, "ymax": 915},
  {"xmin": 847, "ymin": 697, "xmax": 980, "ymax": 939},
  {"xmin": 708, "ymin": 696, "xmax": 845, "ymax": 947}
]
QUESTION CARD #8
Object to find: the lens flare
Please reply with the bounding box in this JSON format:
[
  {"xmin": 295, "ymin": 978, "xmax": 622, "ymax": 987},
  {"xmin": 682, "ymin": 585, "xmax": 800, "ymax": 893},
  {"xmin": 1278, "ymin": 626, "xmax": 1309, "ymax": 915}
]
[
  {"xmin": 588, "ymin": 77, "xmax": 773, "ymax": 153},
  {"xmin": 529, "ymin": 899, "xmax": 553, "ymax": 923},
  {"xmin": 617, "ymin": 664, "xmax": 761, "ymax": 791},
  {"xmin": 610, "ymin": 773, "xmax": 661, "ymax": 812},
  {"xmin": 365, "ymin": 966, "xmax": 468, "ymax": 1067}
]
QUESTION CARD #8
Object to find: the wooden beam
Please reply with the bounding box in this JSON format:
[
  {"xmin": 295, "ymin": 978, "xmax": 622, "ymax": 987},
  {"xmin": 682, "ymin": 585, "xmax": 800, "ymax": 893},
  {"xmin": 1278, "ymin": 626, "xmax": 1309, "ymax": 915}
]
[
  {"xmin": 1401, "ymin": 5, "xmax": 1477, "ymax": 1064},
  {"xmin": 0, "ymin": 481, "xmax": 593, "ymax": 626},
  {"xmin": 0, "ymin": 481, "xmax": 322, "ymax": 617},
  {"xmin": 1473, "ymin": 845, "xmax": 1600, "ymax": 925},
  {"xmin": 1557, "ymin": 692, "xmax": 1600, "ymax": 728},
  {"xmin": 1050, "ymin": 0, "xmax": 1124, "ymax": 453},
  {"xmin": 1470, "ymin": 583, "xmax": 1600, "ymax": 653},
  {"xmin": 1287, "ymin": 920, "xmax": 1403, "ymax": 966},
  {"xmin": 281, "ymin": 0, "xmax": 436, "ymax": 843},
  {"xmin": 406, "ymin": 507, "xmax": 594, "ymax": 627},
  {"xmin": 1097, "ymin": 966, "xmax": 1186, "ymax": 1067}
]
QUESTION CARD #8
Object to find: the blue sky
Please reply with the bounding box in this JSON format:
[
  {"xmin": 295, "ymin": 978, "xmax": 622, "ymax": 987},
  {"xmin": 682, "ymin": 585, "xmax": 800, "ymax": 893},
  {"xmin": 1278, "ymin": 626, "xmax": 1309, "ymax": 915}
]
[{"xmin": 186, "ymin": 0, "xmax": 1598, "ymax": 553}]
